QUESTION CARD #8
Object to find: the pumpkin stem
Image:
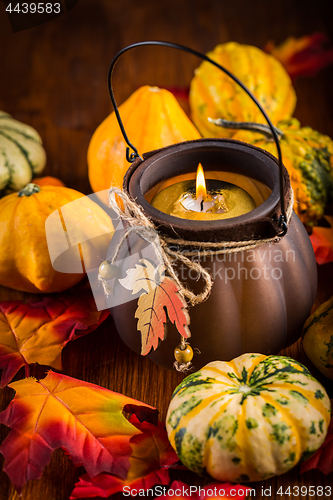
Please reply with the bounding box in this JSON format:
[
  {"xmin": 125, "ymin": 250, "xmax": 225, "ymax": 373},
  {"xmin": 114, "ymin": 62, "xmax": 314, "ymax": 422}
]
[
  {"xmin": 208, "ymin": 118, "xmax": 284, "ymax": 139},
  {"xmin": 18, "ymin": 183, "xmax": 41, "ymax": 197}
]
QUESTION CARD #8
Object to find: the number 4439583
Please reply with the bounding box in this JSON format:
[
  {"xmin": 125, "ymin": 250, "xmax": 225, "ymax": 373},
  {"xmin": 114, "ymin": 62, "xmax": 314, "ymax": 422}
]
[
  {"xmin": 277, "ymin": 486, "xmax": 331, "ymax": 496},
  {"xmin": 5, "ymin": 3, "xmax": 61, "ymax": 14}
]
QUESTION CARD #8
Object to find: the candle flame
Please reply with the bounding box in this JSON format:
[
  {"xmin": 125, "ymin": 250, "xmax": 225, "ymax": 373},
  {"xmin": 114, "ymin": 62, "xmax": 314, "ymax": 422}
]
[{"xmin": 196, "ymin": 163, "xmax": 207, "ymax": 199}]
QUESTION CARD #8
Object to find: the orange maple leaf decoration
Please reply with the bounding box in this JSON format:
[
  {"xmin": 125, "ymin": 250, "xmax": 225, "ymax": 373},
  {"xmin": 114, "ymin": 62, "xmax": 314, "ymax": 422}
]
[
  {"xmin": 0, "ymin": 371, "xmax": 157, "ymax": 494},
  {"xmin": 70, "ymin": 415, "xmax": 179, "ymax": 499},
  {"xmin": 119, "ymin": 259, "xmax": 190, "ymax": 355},
  {"xmin": 0, "ymin": 292, "xmax": 109, "ymax": 387}
]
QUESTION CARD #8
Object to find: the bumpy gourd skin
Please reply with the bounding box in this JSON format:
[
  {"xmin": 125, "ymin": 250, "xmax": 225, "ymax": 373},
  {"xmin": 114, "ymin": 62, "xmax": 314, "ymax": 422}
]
[
  {"xmin": 0, "ymin": 185, "xmax": 114, "ymax": 293},
  {"xmin": 233, "ymin": 119, "xmax": 333, "ymax": 227},
  {"xmin": 88, "ymin": 85, "xmax": 201, "ymax": 202},
  {"xmin": 303, "ymin": 296, "xmax": 333, "ymax": 380},
  {"xmin": 189, "ymin": 42, "xmax": 296, "ymax": 138},
  {"xmin": 166, "ymin": 353, "xmax": 331, "ymax": 482}
]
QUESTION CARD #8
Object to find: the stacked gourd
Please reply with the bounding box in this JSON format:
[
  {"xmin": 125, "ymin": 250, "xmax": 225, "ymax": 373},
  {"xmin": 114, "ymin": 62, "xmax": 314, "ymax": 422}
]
[
  {"xmin": 189, "ymin": 42, "xmax": 297, "ymax": 137},
  {"xmin": 0, "ymin": 84, "xmax": 203, "ymax": 294},
  {"xmin": 0, "ymin": 183, "xmax": 114, "ymax": 293},
  {"xmin": 189, "ymin": 42, "xmax": 333, "ymax": 227},
  {"xmin": 0, "ymin": 112, "xmax": 114, "ymax": 293}
]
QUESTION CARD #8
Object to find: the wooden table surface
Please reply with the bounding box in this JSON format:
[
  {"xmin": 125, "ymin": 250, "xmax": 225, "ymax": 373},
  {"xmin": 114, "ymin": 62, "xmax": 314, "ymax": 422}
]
[{"xmin": 1, "ymin": 0, "xmax": 333, "ymax": 498}]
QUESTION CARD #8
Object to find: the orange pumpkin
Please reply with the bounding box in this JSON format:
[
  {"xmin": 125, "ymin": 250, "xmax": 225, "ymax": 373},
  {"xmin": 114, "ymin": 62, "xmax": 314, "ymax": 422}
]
[
  {"xmin": 33, "ymin": 176, "xmax": 65, "ymax": 187},
  {"xmin": 88, "ymin": 85, "xmax": 201, "ymax": 202},
  {"xmin": 0, "ymin": 183, "xmax": 114, "ymax": 293}
]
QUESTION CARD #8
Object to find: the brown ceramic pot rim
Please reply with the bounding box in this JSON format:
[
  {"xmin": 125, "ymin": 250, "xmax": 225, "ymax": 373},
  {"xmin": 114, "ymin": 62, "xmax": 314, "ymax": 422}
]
[{"xmin": 123, "ymin": 138, "xmax": 291, "ymax": 243}]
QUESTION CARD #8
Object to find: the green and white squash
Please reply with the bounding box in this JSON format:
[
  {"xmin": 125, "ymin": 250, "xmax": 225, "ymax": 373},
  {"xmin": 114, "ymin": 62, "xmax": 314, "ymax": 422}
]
[
  {"xmin": 166, "ymin": 353, "xmax": 331, "ymax": 482},
  {"xmin": 0, "ymin": 111, "xmax": 46, "ymax": 192}
]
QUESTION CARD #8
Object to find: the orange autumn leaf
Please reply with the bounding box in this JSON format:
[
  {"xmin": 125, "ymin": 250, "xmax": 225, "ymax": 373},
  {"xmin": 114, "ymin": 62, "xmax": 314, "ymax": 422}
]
[
  {"xmin": 265, "ymin": 32, "xmax": 333, "ymax": 79},
  {"xmin": 119, "ymin": 259, "xmax": 190, "ymax": 356},
  {"xmin": 0, "ymin": 371, "xmax": 158, "ymax": 493},
  {"xmin": 309, "ymin": 216, "xmax": 333, "ymax": 265},
  {"xmin": 70, "ymin": 416, "xmax": 179, "ymax": 498},
  {"xmin": 0, "ymin": 292, "xmax": 109, "ymax": 387}
]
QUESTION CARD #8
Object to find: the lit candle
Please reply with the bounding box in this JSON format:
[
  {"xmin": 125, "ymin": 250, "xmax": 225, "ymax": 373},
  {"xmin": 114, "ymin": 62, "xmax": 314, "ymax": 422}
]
[{"xmin": 150, "ymin": 163, "xmax": 256, "ymax": 220}]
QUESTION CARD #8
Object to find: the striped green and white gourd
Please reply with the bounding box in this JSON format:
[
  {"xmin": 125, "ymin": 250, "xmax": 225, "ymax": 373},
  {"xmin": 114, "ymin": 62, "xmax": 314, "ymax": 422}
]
[
  {"xmin": 166, "ymin": 354, "xmax": 331, "ymax": 482},
  {"xmin": 0, "ymin": 111, "xmax": 46, "ymax": 191}
]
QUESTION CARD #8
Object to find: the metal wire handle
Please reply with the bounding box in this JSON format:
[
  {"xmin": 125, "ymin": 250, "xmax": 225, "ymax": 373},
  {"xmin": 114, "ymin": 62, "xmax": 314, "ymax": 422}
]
[{"xmin": 107, "ymin": 41, "xmax": 287, "ymax": 234}]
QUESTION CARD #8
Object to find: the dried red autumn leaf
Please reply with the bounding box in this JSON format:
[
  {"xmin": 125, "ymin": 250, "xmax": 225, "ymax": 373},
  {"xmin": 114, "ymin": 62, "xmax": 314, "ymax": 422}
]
[
  {"xmin": 0, "ymin": 371, "xmax": 157, "ymax": 493},
  {"xmin": 0, "ymin": 291, "xmax": 109, "ymax": 387},
  {"xmin": 119, "ymin": 260, "xmax": 190, "ymax": 355},
  {"xmin": 309, "ymin": 216, "xmax": 333, "ymax": 265},
  {"xmin": 71, "ymin": 469, "xmax": 170, "ymax": 499},
  {"xmin": 70, "ymin": 415, "xmax": 178, "ymax": 499},
  {"xmin": 300, "ymin": 411, "xmax": 333, "ymax": 475},
  {"xmin": 155, "ymin": 480, "xmax": 252, "ymax": 499},
  {"xmin": 265, "ymin": 32, "xmax": 333, "ymax": 79}
]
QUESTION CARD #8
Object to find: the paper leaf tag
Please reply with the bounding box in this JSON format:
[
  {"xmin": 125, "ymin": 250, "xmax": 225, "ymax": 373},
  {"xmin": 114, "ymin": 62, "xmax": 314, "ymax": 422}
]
[{"xmin": 119, "ymin": 259, "xmax": 190, "ymax": 355}]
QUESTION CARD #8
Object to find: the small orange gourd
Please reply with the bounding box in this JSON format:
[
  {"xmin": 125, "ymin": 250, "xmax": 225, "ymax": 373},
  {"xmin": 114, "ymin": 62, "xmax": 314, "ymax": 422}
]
[
  {"xmin": 33, "ymin": 176, "xmax": 65, "ymax": 187},
  {"xmin": 0, "ymin": 183, "xmax": 114, "ymax": 293},
  {"xmin": 88, "ymin": 86, "xmax": 201, "ymax": 200}
]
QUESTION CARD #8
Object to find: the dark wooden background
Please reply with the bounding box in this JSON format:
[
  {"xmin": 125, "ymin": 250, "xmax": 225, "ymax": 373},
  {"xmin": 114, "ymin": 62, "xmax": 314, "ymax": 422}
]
[{"xmin": 0, "ymin": 0, "xmax": 333, "ymax": 498}]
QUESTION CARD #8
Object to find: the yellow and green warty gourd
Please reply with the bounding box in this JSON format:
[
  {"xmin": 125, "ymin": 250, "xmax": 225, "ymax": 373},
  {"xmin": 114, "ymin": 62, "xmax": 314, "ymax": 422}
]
[
  {"xmin": 166, "ymin": 353, "xmax": 331, "ymax": 482},
  {"xmin": 189, "ymin": 42, "xmax": 296, "ymax": 138},
  {"xmin": 0, "ymin": 111, "xmax": 46, "ymax": 192}
]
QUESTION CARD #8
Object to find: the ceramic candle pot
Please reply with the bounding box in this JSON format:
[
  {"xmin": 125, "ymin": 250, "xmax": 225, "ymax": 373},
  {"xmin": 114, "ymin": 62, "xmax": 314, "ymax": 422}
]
[{"xmin": 111, "ymin": 138, "xmax": 317, "ymax": 370}]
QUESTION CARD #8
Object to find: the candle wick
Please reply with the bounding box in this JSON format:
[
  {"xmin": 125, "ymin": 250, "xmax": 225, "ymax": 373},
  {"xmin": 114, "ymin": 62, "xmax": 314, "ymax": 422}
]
[{"xmin": 200, "ymin": 199, "xmax": 204, "ymax": 212}]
